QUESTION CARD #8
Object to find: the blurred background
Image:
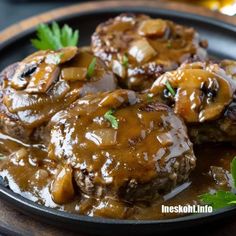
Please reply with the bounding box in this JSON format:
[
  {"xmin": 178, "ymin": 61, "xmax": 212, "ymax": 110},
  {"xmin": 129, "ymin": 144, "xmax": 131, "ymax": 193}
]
[{"xmin": 0, "ymin": 0, "xmax": 236, "ymax": 31}]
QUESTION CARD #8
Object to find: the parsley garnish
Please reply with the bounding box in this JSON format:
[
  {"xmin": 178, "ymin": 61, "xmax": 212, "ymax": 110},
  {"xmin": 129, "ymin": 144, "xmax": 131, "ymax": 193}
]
[
  {"xmin": 200, "ymin": 191, "xmax": 236, "ymax": 210},
  {"xmin": 147, "ymin": 93, "xmax": 154, "ymax": 102},
  {"xmin": 165, "ymin": 80, "xmax": 176, "ymax": 96},
  {"xmin": 122, "ymin": 54, "xmax": 129, "ymax": 68},
  {"xmin": 167, "ymin": 41, "xmax": 172, "ymax": 49},
  {"xmin": 0, "ymin": 153, "xmax": 6, "ymax": 160},
  {"xmin": 231, "ymin": 157, "xmax": 236, "ymax": 187},
  {"xmin": 86, "ymin": 58, "xmax": 97, "ymax": 80},
  {"xmin": 104, "ymin": 109, "xmax": 119, "ymax": 129},
  {"xmin": 31, "ymin": 22, "xmax": 79, "ymax": 50},
  {"xmin": 200, "ymin": 156, "xmax": 236, "ymax": 210}
]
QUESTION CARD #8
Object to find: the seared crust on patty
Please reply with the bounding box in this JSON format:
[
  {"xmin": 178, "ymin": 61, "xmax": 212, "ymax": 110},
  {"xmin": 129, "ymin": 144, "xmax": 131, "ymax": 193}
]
[
  {"xmin": 48, "ymin": 90, "xmax": 196, "ymax": 203},
  {"xmin": 92, "ymin": 13, "xmax": 207, "ymax": 91},
  {"xmin": 0, "ymin": 48, "xmax": 117, "ymax": 143},
  {"xmin": 0, "ymin": 63, "xmax": 32, "ymax": 141},
  {"xmin": 149, "ymin": 60, "xmax": 236, "ymax": 144}
]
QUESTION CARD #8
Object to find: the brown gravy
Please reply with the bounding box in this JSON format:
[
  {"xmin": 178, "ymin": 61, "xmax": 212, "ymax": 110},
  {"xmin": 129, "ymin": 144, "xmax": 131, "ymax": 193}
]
[{"xmin": 0, "ymin": 132, "xmax": 234, "ymax": 220}]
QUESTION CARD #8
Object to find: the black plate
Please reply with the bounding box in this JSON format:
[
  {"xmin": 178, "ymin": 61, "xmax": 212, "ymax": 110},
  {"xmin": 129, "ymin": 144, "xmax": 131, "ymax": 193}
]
[{"xmin": 0, "ymin": 5, "xmax": 236, "ymax": 236}]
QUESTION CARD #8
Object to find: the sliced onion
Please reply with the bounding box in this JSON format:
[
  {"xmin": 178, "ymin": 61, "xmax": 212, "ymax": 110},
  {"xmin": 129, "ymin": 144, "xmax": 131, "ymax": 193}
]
[
  {"xmin": 112, "ymin": 60, "xmax": 126, "ymax": 78},
  {"xmin": 138, "ymin": 19, "xmax": 167, "ymax": 37},
  {"xmin": 85, "ymin": 129, "xmax": 117, "ymax": 147},
  {"xmin": 128, "ymin": 38, "xmax": 157, "ymax": 63},
  {"xmin": 51, "ymin": 166, "xmax": 75, "ymax": 204},
  {"xmin": 61, "ymin": 67, "xmax": 87, "ymax": 81},
  {"xmin": 99, "ymin": 90, "xmax": 136, "ymax": 108},
  {"xmin": 156, "ymin": 133, "xmax": 173, "ymax": 146}
]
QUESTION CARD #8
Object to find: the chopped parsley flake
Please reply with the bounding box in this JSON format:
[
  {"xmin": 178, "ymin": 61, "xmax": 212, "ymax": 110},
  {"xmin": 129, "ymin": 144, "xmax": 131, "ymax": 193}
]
[{"xmin": 104, "ymin": 109, "xmax": 119, "ymax": 129}]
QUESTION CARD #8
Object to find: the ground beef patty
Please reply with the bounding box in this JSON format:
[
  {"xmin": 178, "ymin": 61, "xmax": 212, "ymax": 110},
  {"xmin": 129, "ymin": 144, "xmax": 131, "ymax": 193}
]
[
  {"xmin": 92, "ymin": 13, "xmax": 208, "ymax": 91},
  {"xmin": 149, "ymin": 60, "xmax": 236, "ymax": 144},
  {"xmin": 0, "ymin": 63, "xmax": 31, "ymax": 141},
  {"xmin": 48, "ymin": 89, "xmax": 196, "ymax": 204},
  {"xmin": 0, "ymin": 47, "xmax": 117, "ymax": 143}
]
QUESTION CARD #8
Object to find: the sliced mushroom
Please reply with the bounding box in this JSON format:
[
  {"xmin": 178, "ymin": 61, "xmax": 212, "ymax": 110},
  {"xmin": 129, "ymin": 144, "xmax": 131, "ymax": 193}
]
[
  {"xmin": 209, "ymin": 166, "xmax": 230, "ymax": 187},
  {"xmin": 150, "ymin": 62, "xmax": 236, "ymax": 123},
  {"xmin": 11, "ymin": 62, "xmax": 38, "ymax": 90},
  {"xmin": 51, "ymin": 166, "xmax": 75, "ymax": 204},
  {"xmin": 25, "ymin": 64, "xmax": 60, "ymax": 93},
  {"xmin": 5, "ymin": 81, "xmax": 70, "ymax": 113},
  {"xmin": 11, "ymin": 47, "xmax": 78, "ymax": 93},
  {"xmin": 3, "ymin": 81, "xmax": 76, "ymax": 127}
]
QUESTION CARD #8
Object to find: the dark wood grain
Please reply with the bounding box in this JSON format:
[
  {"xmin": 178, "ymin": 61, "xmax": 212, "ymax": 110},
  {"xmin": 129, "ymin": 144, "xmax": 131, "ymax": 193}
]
[
  {"xmin": 0, "ymin": 199, "xmax": 79, "ymax": 236},
  {"xmin": 0, "ymin": 1, "xmax": 235, "ymax": 235},
  {"xmin": 0, "ymin": 0, "xmax": 235, "ymax": 43}
]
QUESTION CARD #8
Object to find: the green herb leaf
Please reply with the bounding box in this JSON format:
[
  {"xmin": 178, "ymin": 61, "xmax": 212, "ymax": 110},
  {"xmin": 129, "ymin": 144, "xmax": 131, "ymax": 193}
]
[
  {"xmin": 31, "ymin": 22, "xmax": 79, "ymax": 50},
  {"xmin": 199, "ymin": 156, "xmax": 236, "ymax": 210},
  {"xmin": 165, "ymin": 80, "xmax": 176, "ymax": 96},
  {"xmin": 0, "ymin": 153, "xmax": 6, "ymax": 160},
  {"xmin": 167, "ymin": 41, "xmax": 172, "ymax": 49},
  {"xmin": 86, "ymin": 58, "xmax": 97, "ymax": 80},
  {"xmin": 229, "ymin": 200, "xmax": 236, "ymax": 204},
  {"xmin": 104, "ymin": 109, "xmax": 119, "ymax": 129},
  {"xmin": 122, "ymin": 54, "xmax": 129, "ymax": 68},
  {"xmin": 199, "ymin": 191, "xmax": 236, "ymax": 209},
  {"xmin": 147, "ymin": 93, "xmax": 154, "ymax": 102},
  {"xmin": 231, "ymin": 156, "xmax": 236, "ymax": 188},
  {"xmin": 61, "ymin": 24, "xmax": 79, "ymax": 48}
]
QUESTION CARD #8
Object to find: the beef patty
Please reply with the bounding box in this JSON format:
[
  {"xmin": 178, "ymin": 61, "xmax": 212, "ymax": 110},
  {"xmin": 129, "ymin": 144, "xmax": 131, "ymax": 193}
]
[
  {"xmin": 48, "ymin": 89, "xmax": 196, "ymax": 204},
  {"xmin": 0, "ymin": 47, "xmax": 117, "ymax": 142},
  {"xmin": 149, "ymin": 60, "xmax": 236, "ymax": 144},
  {"xmin": 92, "ymin": 13, "xmax": 207, "ymax": 91}
]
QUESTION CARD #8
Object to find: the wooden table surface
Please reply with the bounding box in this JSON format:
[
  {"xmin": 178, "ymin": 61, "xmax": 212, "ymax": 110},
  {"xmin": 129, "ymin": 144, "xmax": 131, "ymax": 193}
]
[{"xmin": 0, "ymin": 1, "xmax": 235, "ymax": 235}]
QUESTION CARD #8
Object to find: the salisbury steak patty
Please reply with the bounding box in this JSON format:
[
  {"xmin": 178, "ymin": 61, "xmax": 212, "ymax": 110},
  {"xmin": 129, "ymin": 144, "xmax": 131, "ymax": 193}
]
[
  {"xmin": 149, "ymin": 61, "xmax": 236, "ymax": 143},
  {"xmin": 0, "ymin": 63, "xmax": 31, "ymax": 141},
  {"xmin": 92, "ymin": 14, "xmax": 207, "ymax": 91},
  {"xmin": 0, "ymin": 47, "xmax": 117, "ymax": 142},
  {"xmin": 48, "ymin": 89, "xmax": 196, "ymax": 203}
]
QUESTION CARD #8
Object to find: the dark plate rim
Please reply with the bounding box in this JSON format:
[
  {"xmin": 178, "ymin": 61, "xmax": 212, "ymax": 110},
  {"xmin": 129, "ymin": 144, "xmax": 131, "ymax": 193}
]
[
  {"xmin": 0, "ymin": 5, "xmax": 235, "ymax": 52},
  {"xmin": 0, "ymin": 5, "xmax": 236, "ymax": 225},
  {"xmin": 1, "ymin": 183, "xmax": 236, "ymax": 225}
]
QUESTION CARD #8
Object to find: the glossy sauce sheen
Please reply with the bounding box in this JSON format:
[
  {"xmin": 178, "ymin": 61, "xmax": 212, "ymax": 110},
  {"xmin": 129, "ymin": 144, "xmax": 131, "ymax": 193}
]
[
  {"xmin": 0, "ymin": 15, "xmax": 235, "ymax": 221},
  {"xmin": 49, "ymin": 92, "xmax": 193, "ymax": 193},
  {"xmin": 0, "ymin": 133, "xmax": 233, "ymax": 219},
  {"xmin": 0, "ymin": 47, "xmax": 116, "ymax": 143}
]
